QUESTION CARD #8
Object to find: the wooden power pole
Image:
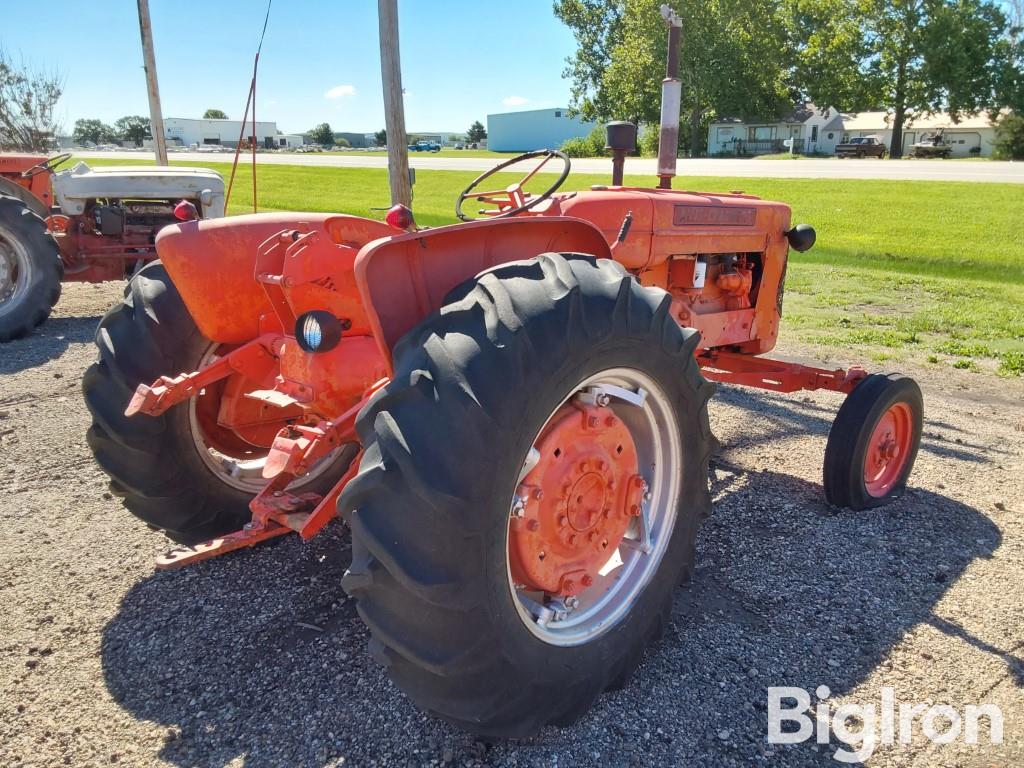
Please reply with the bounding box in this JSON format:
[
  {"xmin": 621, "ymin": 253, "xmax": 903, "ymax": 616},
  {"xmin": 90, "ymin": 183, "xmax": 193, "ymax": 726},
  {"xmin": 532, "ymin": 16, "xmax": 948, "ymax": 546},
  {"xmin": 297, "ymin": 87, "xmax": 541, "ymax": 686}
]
[
  {"xmin": 378, "ymin": 0, "xmax": 411, "ymax": 206},
  {"xmin": 137, "ymin": 0, "xmax": 169, "ymax": 165}
]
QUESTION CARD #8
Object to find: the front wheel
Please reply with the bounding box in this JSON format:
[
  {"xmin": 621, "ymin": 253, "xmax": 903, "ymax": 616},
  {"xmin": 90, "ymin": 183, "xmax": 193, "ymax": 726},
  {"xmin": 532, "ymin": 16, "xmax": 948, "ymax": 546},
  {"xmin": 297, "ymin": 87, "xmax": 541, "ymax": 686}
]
[
  {"xmin": 823, "ymin": 373, "xmax": 923, "ymax": 510},
  {"xmin": 339, "ymin": 253, "xmax": 714, "ymax": 737}
]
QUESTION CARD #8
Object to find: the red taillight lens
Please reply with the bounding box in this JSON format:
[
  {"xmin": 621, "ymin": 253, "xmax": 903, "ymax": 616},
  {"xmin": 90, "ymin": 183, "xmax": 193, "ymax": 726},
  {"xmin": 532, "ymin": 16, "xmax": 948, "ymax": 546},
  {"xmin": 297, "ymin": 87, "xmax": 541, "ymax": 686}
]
[
  {"xmin": 385, "ymin": 204, "xmax": 414, "ymax": 230},
  {"xmin": 174, "ymin": 200, "xmax": 199, "ymax": 221}
]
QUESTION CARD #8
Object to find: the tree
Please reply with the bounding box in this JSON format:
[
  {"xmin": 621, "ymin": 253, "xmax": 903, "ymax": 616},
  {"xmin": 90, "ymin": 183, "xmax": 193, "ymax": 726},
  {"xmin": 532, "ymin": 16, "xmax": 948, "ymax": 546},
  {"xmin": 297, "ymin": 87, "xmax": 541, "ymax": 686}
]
[
  {"xmin": 793, "ymin": 0, "xmax": 1017, "ymax": 157},
  {"xmin": 0, "ymin": 48, "xmax": 63, "ymax": 152},
  {"xmin": 115, "ymin": 115, "xmax": 151, "ymax": 146},
  {"xmin": 374, "ymin": 129, "xmax": 387, "ymax": 146},
  {"xmin": 308, "ymin": 122, "xmax": 334, "ymax": 146},
  {"xmin": 334, "ymin": 135, "xmax": 351, "ymax": 148},
  {"xmin": 556, "ymin": 0, "xmax": 793, "ymax": 156},
  {"xmin": 994, "ymin": 111, "xmax": 1024, "ymax": 158},
  {"xmin": 467, "ymin": 120, "xmax": 487, "ymax": 142},
  {"xmin": 203, "ymin": 108, "xmax": 228, "ymax": 119},
  {"xmin": 72, "ymin": 118, "xmax": 117, "ymax": 146}
]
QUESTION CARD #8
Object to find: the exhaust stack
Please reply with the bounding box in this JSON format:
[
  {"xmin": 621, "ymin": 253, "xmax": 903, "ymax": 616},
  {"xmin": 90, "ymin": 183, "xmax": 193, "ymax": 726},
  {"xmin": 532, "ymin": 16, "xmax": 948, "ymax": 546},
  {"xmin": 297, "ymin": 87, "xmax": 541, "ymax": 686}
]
[{"xmin": 657, "ymin": 4, "xmax": 683, "ymax": 189}]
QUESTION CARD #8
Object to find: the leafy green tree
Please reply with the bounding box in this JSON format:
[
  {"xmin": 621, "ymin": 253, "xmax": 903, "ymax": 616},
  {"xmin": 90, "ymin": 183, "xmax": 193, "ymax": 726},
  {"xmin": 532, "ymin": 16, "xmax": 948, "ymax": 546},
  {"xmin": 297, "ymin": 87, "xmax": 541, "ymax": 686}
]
[
  {"xmin": 0, "ymin": 48, "xmax": 63, "ymax": 151},
  {"xmin": 334, "ymin": 135, "xmax": 351, "ymax": 148},
  {"xmin": 556, "ymin": 0, "xmax": 793, "ymax": 156},
  {"xmin": 114, "ymin": 115, "xmax": 150, "ymax": 146},
  {"xmin": 374, "ymin": 129, "xmax": 387, "ymax": 146},
  {"xmin": 72, "ymin": 118, "xmax": 117, "ymax": 145},
  {"xmin": 203, "ymin": 108, "xmax": 228, "ymax": 119},
  {"xmin": 308, "ymin": 122, "xmax": 334, "ymax": 146},
  {"xmin": 467, "ymin": 120, "xmax": 487, "ymax": 142},
  {"xmin": 792, "ymin": 0, "xmax": 1017, "ymax": 157},
  {"xmin": 994, "ymin": 112, "xmax": 1024, "ymax": 158}
]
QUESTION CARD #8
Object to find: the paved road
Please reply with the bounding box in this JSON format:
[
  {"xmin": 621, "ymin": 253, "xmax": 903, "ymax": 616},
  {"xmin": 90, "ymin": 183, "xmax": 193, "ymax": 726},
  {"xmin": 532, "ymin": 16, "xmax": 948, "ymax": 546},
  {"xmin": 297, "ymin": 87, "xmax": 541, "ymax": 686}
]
[{"xmin": 76, "ymin": 150, "xmax": 1023, "ymax": 183}]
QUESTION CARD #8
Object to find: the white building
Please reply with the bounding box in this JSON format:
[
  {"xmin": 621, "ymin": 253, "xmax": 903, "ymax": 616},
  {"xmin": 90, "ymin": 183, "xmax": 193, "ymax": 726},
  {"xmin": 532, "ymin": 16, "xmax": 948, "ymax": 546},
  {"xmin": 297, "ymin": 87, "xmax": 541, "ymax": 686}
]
[
  {"xmin": 707, "ymin": 105, "xmax": 844, "ymax": 156},
  {"xmin": 487, "ymin": 107, "xmax": 596, "ymax": 152},
  {"xmin": 163, "ymin": 117, "xmax": 281, "ymax": 148},
  {"xmin": 708, "ymin": 105, "xmax": 1002, "ymax": 157}
]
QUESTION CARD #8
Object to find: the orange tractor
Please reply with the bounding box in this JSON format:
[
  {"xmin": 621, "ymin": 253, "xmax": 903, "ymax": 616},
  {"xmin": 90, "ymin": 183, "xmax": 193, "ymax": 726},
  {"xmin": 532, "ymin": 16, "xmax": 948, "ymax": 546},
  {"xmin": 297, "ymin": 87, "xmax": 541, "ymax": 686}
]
[{"xmin": 83, "ymin": 14, "xmax": 923, "ymax": 738}]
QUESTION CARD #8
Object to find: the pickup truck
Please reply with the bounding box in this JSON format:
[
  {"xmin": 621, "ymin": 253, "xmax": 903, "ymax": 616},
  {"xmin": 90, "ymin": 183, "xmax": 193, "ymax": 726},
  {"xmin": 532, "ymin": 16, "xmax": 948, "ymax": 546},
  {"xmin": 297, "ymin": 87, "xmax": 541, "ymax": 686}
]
[
  {"xmin": 408, "ymin": 141, "xmax": 442, "ymax": 152},
  {"xmin": 835, "ymin": 136, "xmax": 887, "ymax": 158}
]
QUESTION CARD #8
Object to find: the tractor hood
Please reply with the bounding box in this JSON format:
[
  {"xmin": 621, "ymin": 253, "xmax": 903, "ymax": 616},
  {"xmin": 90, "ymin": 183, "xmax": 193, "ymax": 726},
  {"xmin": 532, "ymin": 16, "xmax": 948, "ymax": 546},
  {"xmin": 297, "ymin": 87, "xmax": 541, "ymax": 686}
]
[{"xmin": 53, "ymin": 162, "xmax": 226, "ymax": 218}]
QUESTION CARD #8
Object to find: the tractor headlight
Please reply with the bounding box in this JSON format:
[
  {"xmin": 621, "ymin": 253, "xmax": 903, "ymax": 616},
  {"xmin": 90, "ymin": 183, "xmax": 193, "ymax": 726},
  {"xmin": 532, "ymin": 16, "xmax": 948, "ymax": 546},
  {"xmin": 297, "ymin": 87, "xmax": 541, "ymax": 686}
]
[{"xmin": 295, "ymin": 311, "xmax": 344, "ymax": 353}]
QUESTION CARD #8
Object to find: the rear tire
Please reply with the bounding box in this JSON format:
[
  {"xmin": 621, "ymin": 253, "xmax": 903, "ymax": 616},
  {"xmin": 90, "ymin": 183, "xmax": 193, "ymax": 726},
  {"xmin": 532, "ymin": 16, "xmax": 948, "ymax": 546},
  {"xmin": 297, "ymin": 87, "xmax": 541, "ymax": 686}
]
[
  {"xmin": 0, "ymin": 194, "xmax": 62, "ymax": 342},
  {"xmin": 823, "ymin": 373, "xmax": 923, "ymax": 510},
  {"xmin": 339, "ymin": 253, "xmax": 714, "ymax": 737},
  {"xmin": 84, "ymin": 261, "xmax": 354, "ymax": 544}
]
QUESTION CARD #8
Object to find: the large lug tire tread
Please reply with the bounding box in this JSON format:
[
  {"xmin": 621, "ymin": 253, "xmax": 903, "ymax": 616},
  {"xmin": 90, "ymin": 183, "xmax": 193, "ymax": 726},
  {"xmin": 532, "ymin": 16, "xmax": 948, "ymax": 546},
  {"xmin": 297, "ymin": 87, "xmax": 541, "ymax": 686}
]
[
  {"xmin": 338, "ymin": 253, "xmax": 714, "ymax": 738},
  {"xmin": 83, "ymin": 261, "xmax": 350, "ymax": 544},
  {"xmin": 823, "ymin": 373, "xmax": 923, "ymax": 510},
  {"xmin": 0, "ymin": 195, "xmax": 63, "ymax": 342}
]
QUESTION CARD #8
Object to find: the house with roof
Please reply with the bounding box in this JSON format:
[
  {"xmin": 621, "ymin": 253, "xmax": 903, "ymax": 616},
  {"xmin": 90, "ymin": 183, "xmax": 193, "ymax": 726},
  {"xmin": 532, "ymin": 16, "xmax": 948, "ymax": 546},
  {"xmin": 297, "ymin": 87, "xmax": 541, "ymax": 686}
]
[
  {"xmin": 708, "ymin": 104, "xmax": 1002, "ymax": 157},
  {"xmin": 707, "ymin": 104, "xmax": 845, "ymax": 156}
]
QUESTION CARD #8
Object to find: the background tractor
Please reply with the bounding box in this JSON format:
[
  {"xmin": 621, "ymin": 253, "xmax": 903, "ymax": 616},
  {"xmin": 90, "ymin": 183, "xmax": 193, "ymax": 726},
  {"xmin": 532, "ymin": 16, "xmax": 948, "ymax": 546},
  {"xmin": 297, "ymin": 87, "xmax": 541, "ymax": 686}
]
[
  {"xmin": 82, "ymin": 8, "xmax": 923, "ymax": 739},
  {"xmin": 0, "ymin": 153, "xmax": 223, "ymax": 341}
]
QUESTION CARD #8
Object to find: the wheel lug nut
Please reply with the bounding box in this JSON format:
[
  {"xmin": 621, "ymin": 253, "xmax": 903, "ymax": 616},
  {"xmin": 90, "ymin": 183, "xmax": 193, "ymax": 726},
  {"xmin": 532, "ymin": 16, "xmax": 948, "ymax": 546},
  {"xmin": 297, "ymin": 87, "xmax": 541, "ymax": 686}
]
[
  {"xmin": 558, "ymin": 514, "xmax": 568, "ymax": 527},
  {"xmin": 605, "ymin": 416, "xmax": 616, "ymax": 427},
  {"xmin": 526, "ymin": 519, "xmax": 540, "ymax": 532},
  {"xmin": 581, "ymin": 574, "xmax": 593, "ymax": 587},
  {"xmin": 532, "ymin": 488, "xmax": 544, "ymax": 500},
  {"xmin": 629, "ymin": 504, "xmax": 641, "ymax": 517}
]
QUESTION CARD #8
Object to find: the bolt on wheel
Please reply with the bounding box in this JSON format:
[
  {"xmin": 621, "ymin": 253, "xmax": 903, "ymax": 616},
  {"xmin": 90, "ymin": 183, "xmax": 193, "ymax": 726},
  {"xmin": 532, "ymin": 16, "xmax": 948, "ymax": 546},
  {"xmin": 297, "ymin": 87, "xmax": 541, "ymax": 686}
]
[{"xmin": 505, "ymin": 368, "xmax": 682, "ymax": 646}]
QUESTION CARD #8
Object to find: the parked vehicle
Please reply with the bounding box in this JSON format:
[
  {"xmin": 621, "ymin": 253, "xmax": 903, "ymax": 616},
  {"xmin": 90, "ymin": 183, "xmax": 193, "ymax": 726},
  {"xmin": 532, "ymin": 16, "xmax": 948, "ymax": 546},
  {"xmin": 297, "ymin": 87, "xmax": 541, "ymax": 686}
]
[
  {"xmin": 408, "ymin": 140, "xmax": 441, "ymax": 152},
  {"xmin": 910, "ymin": 130, "xmax": 953, "ymax": 159},
  {"xmin": 0, "ymin": 153, "xmax": 224, "ymax": 341},
  {"xmin": 835, "ymin": 136, "xmax": 887, "ymax": 158}
]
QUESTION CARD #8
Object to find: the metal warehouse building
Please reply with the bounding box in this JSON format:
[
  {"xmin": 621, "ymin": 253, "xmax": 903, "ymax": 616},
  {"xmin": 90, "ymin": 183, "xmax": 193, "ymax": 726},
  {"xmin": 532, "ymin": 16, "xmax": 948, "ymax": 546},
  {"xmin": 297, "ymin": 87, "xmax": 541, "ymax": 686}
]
[
  {"xmin": 487, "ymin": 107, "xmax": 596, "ymax": 152},
  {"xmin": 163, "ymin": 117, "xmax": 301, "ymax": 149}
]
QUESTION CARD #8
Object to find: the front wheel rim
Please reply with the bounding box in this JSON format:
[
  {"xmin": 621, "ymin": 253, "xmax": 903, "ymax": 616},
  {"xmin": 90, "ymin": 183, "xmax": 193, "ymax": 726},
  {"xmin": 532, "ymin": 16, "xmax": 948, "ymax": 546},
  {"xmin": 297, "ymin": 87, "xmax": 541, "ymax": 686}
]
[
  {"xmin": 863, "ymin": 402, "xmax": 913, "ymax": 496},
  {"xmin": 505, "ymin": 368, "xmax": 682, "ymax": 647}
]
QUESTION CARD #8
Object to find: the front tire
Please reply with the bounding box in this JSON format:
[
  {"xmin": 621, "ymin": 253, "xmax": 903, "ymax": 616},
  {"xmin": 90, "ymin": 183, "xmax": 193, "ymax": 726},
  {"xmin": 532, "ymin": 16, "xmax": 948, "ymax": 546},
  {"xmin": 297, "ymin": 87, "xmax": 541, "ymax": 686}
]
[
  {"xmin": 84, "ymin": 262, "xmax": 354, "ymax": 544},
  {"xmin": 0, "ymin": 195, "xmax": 63, "ymax": 342},
  {"xmin": 823, "ymin": 373, "xmax": 923, "ymax": 510},
  {"xmin": 339, "ymin": 253, "xmax": 714, "ymax": 737}
]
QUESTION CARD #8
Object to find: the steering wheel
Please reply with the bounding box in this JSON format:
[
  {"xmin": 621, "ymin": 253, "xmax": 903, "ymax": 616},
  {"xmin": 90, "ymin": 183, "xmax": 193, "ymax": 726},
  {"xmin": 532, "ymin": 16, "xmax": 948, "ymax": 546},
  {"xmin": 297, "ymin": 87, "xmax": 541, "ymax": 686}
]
[
  {"xmin": 456, "ymin": 150, "xmax": 571, "ymax": 221},
  {"xmin": 21, "ymin": 153, "xmax": 72, "ymax": 178}
]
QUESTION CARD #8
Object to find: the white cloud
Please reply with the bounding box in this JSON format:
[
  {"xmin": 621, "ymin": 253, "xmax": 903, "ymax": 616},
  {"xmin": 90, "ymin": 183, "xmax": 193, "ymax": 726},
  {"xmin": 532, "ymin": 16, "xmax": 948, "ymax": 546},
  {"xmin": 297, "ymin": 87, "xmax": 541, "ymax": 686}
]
[
  {"xmin": 325, "ymin": 84, "xmax": 357, "ymax": 99},
  {"xmin": 502, "ymin": 95, "xmax": 529, "ymax": 107}
]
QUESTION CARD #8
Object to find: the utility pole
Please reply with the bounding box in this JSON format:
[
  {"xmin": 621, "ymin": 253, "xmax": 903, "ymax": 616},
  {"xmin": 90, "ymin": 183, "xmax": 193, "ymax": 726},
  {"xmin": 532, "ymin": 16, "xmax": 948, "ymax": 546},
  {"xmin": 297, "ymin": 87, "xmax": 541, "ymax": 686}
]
[
  {"xmin": 137, "ymin": 0, "xmax": 168, "ymax": 165},
  {"xmin": 378, "ymin": 0, "xmax": 411, "ymax": 206}
]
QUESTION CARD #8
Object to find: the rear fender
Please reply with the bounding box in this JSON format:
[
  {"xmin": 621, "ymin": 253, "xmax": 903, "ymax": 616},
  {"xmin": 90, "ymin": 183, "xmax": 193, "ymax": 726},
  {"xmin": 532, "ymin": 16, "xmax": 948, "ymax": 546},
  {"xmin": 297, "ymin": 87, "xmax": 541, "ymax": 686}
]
[
  {"xmin": 354, "ymin": 216, "xmax": 611, "ymax": 369},
  {"xmin": 156, "ymin": 212, "xmax": 394, "ymax": 344}
]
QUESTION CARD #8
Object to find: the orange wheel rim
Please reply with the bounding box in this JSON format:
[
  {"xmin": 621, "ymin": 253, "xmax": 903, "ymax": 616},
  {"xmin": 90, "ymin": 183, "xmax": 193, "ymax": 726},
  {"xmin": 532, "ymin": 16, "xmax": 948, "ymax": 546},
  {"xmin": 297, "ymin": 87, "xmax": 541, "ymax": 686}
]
[{"xmin": 863, "ymin": 402, "xmax": 913, "ymax": 497}]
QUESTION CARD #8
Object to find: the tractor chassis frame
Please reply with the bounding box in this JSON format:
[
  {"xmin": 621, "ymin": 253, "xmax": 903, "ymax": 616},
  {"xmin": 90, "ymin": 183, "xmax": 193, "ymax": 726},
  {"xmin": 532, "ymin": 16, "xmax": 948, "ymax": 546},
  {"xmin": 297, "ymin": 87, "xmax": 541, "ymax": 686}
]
[{"xmin": 126, "ymin": 339, "xmax": 867, "ymax": 570}]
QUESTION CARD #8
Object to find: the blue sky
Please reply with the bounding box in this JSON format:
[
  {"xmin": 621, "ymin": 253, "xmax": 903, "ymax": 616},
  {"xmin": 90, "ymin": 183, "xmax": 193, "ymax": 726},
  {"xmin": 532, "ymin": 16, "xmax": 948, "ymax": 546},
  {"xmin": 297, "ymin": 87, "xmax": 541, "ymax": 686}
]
[{"xmin": 1, "ymin": 1, "xmax": 578, "ymax": 136}]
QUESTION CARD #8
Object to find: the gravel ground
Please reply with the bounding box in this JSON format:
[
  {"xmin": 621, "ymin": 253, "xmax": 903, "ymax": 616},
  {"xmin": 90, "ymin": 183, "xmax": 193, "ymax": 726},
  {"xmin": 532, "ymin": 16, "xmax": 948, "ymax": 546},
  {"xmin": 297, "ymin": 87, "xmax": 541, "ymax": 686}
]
[{"xmin": 1, "ymin": 282, "xmax": 1021, "ymax": 768}]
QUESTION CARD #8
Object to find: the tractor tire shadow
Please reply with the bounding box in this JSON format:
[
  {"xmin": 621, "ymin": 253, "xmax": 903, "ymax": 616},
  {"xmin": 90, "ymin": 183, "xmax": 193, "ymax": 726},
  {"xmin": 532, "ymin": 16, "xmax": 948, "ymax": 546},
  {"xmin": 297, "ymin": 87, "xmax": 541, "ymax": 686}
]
[
  {"xmin": 0, "ymin": 314, "xmax": 100, "ymax": 374},
  {"xmin": 100, "ymin": 480, "xmax": 1003, "ymax": 767}
]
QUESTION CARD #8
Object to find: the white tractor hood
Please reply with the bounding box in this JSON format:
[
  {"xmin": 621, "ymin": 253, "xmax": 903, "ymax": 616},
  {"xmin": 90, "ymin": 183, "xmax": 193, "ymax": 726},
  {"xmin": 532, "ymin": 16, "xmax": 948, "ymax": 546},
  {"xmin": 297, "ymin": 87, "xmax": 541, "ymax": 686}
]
[{"xmin": 53, "ymin": 162, "xmax": 226, "ymax": 218}]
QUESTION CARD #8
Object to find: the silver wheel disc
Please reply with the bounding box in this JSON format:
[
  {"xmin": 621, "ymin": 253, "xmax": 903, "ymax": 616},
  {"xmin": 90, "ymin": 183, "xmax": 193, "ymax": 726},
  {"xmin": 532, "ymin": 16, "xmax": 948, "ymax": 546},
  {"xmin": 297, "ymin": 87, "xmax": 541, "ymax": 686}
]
[{"xmin": 506, "ymin": 368, "xmax": 682, "ymax": 646}]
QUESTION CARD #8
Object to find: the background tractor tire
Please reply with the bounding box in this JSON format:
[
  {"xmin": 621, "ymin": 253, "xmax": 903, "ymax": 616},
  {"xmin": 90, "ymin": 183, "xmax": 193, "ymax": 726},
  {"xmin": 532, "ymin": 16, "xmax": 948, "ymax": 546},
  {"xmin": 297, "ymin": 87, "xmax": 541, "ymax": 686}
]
[
  {"xmin": 84, "ymin": 261, "xmax": 354, "ymax": 545},
  {"xmin": 0, "ymin": 194, "xmax": 63, "ymax": 342},
  {"xmin": 339, "ymin": 253, "xmax": 714, "ymax": 738},
  {"xmin": 823, "ymin": 373, "xmax": 923, "ymax": 510}
]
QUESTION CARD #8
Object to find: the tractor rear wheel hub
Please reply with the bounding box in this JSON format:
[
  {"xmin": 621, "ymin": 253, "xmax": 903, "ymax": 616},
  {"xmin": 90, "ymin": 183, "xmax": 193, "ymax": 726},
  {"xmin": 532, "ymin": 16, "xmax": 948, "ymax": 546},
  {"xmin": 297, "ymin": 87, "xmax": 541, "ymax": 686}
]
[{"xmin": 508, "ymin": 404, "xmax": 644, "ymax": 596}]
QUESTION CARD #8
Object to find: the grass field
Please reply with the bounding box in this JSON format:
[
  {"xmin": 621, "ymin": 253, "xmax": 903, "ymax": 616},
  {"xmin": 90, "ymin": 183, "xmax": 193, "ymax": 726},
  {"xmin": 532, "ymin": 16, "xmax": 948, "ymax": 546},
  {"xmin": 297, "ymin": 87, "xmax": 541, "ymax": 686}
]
[
  {"xmin": 318, "ymin": 147, "xmax": 510, "ymax": 159},
  {"xmin": 74, "ymin": 157, "xmax": 1024, "ymax": 376}
]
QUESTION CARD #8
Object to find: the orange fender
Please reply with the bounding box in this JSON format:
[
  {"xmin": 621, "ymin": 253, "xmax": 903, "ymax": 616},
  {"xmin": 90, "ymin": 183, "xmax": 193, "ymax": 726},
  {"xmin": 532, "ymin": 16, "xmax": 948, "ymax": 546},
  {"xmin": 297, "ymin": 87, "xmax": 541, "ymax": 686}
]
[{"xmin": 354, "ymin": 216, "xmax": 611, "ymax": 368}]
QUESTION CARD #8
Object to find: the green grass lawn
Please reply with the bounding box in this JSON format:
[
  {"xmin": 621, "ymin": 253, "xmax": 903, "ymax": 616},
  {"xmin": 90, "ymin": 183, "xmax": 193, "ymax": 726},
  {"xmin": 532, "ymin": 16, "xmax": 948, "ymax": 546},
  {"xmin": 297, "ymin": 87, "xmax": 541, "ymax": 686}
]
[{"xmin": 74, "ymin": 156, "xmax": 1024, "ymax": 376}]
